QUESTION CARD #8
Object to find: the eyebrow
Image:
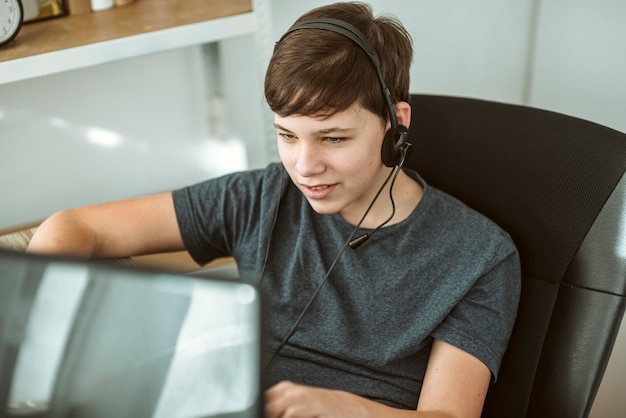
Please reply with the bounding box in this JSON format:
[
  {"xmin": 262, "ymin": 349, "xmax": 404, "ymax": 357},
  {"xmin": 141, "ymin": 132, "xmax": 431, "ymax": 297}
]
[{"xmin": 273, "ymin": 123, "xmax": 355, "ymax": 135}]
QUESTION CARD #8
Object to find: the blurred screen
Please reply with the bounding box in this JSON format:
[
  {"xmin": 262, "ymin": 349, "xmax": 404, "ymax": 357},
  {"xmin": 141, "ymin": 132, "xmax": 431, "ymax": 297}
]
[{"xmin": 0, "ymin": 251, "xmax": 261, "ymax": 418}]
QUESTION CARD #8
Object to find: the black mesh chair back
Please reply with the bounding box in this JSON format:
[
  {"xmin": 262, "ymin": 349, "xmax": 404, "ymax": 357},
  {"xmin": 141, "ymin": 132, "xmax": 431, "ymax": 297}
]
[{"xmin": 405, "ymin": 94, "xmax": 626, "ymax": 417}]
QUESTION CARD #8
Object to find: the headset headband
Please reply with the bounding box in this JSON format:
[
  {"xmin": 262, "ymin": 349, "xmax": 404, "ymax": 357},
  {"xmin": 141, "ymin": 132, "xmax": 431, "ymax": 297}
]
[{"xmin": 276, "ymin": 17, "xmax": 399, "ymax": 129}]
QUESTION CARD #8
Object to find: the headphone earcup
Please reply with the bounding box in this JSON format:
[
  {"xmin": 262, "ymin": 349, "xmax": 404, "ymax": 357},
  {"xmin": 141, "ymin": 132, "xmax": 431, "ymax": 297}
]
[{"xmin": 381, "ymin": 125, "xmax": 409, "ymax": 167}]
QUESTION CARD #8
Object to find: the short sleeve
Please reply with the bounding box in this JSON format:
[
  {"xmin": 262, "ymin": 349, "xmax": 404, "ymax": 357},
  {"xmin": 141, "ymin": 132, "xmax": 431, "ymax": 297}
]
[{"xmin": 431, "ymin": 237, "xmax": 521, "ymax": 381}]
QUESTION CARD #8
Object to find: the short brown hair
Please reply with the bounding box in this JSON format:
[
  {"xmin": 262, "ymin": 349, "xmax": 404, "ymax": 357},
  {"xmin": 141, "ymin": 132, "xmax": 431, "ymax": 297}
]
[{"xmin": 265, "ymin": 2, "xmax": 413, "ymax": 122}]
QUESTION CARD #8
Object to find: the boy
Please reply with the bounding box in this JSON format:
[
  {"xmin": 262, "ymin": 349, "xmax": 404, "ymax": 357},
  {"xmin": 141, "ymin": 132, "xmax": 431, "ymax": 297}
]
[{"xmin": 28, "ymin": 2, "xmax": 520, "ymax": 417}]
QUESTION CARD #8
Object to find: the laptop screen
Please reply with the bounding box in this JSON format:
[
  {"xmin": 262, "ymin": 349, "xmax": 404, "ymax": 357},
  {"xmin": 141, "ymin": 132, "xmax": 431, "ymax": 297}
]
[{"xmin": 0, "ymin": 250, "xmax": 262, "ymax": 418}]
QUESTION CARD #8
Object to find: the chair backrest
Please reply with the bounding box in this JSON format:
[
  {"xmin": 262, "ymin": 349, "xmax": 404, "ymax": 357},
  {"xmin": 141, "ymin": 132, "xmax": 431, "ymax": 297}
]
[{"xmin": 405, "ymin": 94, "xmax": 626, "ymax": 417}]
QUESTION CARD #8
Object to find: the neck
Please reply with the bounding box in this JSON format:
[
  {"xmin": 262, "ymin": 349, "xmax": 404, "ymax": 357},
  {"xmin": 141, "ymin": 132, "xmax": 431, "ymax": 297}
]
[{"xmin": 342, "ymin": 168, "xmax": 423, "ymax": 229}]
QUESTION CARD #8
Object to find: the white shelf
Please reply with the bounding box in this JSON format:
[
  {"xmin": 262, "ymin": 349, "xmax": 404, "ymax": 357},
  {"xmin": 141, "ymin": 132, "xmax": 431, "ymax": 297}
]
[{"xmin": 0, "ymin": 12, "xmax": 256, "ymax": 85}]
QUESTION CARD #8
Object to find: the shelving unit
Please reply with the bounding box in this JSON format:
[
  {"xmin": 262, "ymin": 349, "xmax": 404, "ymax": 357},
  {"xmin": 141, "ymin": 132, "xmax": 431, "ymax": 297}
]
[
  {"xmin": 0, "ymin": 0, "xmax": 255, "ymax": 85},
  {"xmin": 0, "ymin": 0, "xmax": 275, "ymax": 232}
]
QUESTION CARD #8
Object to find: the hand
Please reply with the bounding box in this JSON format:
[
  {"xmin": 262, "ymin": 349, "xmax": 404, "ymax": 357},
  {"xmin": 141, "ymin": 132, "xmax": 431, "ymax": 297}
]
[{"xmin": 265, "ymin": 381, "xmax": 369, "ymax": 418}]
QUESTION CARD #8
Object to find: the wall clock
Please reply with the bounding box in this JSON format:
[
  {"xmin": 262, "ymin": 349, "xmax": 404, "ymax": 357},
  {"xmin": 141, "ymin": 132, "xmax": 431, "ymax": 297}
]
[{"xmin": 1, "ymin": 0, "xmax": 23, "ymax": 47}]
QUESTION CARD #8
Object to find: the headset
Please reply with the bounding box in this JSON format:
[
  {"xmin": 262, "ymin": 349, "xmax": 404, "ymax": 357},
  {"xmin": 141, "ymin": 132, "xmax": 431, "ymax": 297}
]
[{"xmin": 275, "ymin": 17, "xmax": 411, "ymax": 168}]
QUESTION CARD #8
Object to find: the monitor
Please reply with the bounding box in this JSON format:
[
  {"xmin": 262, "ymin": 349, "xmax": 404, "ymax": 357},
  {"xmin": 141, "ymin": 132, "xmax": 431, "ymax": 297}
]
[{"xmin": 0, "ymin": 250, "xmax": 263, "ymax": 418}]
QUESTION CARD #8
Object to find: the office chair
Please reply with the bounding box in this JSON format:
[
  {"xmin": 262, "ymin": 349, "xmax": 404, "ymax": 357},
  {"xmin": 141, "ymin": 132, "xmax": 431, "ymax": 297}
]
[{"xmin": 405, "ymin": 94, "xmax": 626, "ymax": 417}]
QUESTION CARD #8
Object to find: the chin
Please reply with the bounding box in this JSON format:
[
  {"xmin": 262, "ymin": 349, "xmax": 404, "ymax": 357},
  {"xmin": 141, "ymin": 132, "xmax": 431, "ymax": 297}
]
[{"xmin": 306, "ymin": 200, "xmax": 342, "ymax": 215}]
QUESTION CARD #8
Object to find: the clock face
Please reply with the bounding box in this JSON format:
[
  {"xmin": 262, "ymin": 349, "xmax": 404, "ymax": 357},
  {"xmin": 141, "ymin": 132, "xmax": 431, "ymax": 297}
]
[{"xmin": 1, "ymin": 0, "xmax": 23, "ymax": 47}]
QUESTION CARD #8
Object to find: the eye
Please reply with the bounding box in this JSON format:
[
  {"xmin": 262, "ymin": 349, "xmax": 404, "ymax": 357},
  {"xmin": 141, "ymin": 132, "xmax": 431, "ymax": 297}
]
[
  {"xmin": 324, "ymin": 137, "xmax": 347, "ymax": 144},
  {"xmin": 278, "ymin": 132, "xmax": 296, "ymax": 141}
]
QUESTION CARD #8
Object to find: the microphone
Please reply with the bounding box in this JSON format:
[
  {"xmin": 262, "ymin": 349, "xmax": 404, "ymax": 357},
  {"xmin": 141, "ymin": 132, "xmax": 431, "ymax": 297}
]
[{"xmin": 348, "ymin": 232, "xmax": 371, "ymax": 249}]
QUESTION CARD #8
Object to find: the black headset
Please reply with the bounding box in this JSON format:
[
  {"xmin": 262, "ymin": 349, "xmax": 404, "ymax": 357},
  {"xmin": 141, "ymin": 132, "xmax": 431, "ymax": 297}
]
[{"xmin": 275, "ymin": 17, "xmax": 411, "ymax": 168}]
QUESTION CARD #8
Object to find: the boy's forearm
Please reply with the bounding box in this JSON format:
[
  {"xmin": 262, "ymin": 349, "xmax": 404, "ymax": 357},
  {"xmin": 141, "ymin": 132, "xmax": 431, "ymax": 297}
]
[
  {"xmin": 26, "ymin": 210, "xmax": 98, "ymax": 258},
  {"xmin": 357, "ymin": 394, "xmax": 456, "ymax": 418},
  {"xmin": 265, "ymin": 381, "xmax": 459, "ymax": 418}
]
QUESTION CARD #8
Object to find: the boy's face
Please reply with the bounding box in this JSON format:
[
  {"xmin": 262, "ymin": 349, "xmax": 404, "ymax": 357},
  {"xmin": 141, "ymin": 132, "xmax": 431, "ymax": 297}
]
[{"xmin": 275, "ymin": 104, "xmax": 392, "ymax": 224}]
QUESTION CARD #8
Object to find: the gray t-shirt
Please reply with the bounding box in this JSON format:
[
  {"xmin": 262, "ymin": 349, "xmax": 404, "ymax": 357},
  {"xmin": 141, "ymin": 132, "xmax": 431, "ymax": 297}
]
[{"xmin": 173, "ymin": 162, "xmax": 520, "ymax": 409}]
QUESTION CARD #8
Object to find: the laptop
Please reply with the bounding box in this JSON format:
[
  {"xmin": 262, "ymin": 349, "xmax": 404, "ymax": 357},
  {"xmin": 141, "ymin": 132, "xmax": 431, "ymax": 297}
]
[{"xmin": 0, "ymin": 249, "xmax": 263, "ymax": 418}]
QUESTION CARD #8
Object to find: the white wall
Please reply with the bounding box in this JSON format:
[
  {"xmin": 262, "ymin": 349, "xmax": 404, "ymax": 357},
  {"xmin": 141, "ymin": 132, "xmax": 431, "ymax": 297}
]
[
  {"xmin": 530, "ymin": 0, "xmax": 626, "ymax": 133},
  {"xmin": 0, "ymin": 39, "xmax": 266, "ymax": 230},
  {"xmin": 1, "ymin": 47, "xmax": 212, "ymax": 229}
]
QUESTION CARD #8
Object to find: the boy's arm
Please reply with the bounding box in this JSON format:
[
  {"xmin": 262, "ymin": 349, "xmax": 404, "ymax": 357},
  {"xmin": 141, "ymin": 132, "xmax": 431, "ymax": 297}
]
[
  {"xmin": 265, "ymin": 339, "xmax": 491, "ymax": 418},
  {"xmin": 27, "ymin": 192, "xmax": 186, "ymax": 259}
]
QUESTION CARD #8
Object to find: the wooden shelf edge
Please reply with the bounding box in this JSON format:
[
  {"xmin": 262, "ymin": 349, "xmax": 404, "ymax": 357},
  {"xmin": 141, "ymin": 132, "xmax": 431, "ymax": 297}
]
[
  {"xmin": 1, "ymin": 0, "xmax": 253, "ymax": 61},
  {"xmin": 0, "ymin": 12, "xmax": 256, "ymax": 85}
]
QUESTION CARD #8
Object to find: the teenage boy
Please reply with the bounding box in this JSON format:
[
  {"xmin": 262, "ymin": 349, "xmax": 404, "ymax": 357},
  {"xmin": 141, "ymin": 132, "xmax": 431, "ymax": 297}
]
[{"xmin": 28, "ymin": 2, "xmax": 520, "ymax": 417}]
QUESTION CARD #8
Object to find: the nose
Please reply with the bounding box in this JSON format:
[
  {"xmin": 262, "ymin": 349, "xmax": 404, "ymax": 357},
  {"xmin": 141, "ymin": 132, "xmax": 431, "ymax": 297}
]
[{"xmin": 294, "ymin": 142, "xmax": 326, "ymax": 178}]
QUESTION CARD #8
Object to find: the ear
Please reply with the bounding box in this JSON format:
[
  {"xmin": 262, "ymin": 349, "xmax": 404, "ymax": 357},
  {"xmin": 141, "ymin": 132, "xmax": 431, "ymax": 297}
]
[{"xmin": 395, "ymin": 101, "xmax": 411, "ymax": 129}]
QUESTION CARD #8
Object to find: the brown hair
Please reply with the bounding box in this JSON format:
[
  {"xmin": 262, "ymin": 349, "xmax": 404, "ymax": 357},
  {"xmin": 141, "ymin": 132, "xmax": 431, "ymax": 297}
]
[{"xmin": 265, "ymin": 2, "xmax": 413, "ymax": 122}]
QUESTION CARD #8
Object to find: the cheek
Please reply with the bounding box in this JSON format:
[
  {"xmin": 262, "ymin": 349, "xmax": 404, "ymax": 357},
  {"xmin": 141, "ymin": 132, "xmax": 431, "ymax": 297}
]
[
  {"xmin": 277, "ymin": 142, "xmax": 294, "ymax": 165},
  {"xmin": 360, "ymin": 140, "xmax": 384, "ymax": 168},
  {"xmin": 339, "ymin": 148, "xmax": 380, "ymax": 177}
]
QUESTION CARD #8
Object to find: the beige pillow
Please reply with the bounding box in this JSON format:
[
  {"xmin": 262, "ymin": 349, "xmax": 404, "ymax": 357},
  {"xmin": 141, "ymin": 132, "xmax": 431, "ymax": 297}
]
[{"xmin": 0, "ymin": 227, "xmax": 37, "ymax": 252}]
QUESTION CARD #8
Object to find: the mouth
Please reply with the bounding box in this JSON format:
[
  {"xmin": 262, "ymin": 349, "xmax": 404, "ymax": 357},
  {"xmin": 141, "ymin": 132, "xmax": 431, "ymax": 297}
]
[{"xmin": 301, "ymin": 183, "xmax": 337, "ymax": 199}]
